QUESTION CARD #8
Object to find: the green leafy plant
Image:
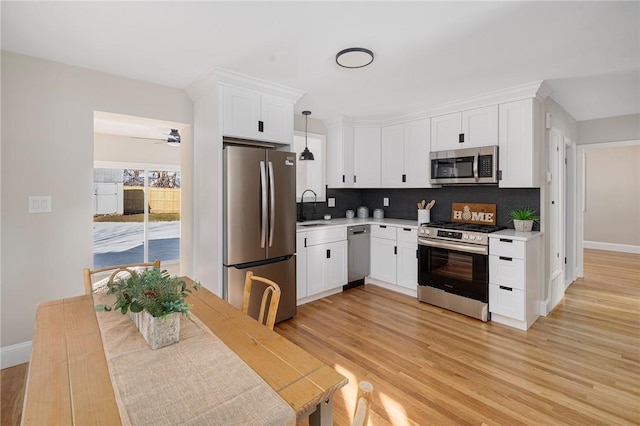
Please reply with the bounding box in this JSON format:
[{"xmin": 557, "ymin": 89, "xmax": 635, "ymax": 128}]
[
  {"xmin": 509, "ymin": 207, "xmax": 540, "ymax": 222},
  {"xmin": 95, "ymin": 268, "xmax": 201, "ymax": 317}
]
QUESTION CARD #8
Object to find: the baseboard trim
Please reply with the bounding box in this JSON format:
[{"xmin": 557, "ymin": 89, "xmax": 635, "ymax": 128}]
[
  {"xmin": 584, "ymin": 241, "xmax": 640, "ymax": 254},
  {"xmin": 1, "ymin": 341, "xmax": 32, "ymax": 369}
]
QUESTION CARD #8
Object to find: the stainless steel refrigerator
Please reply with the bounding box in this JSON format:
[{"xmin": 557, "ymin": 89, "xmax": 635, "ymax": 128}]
[{"xmin": 223, "ymin": 145, "xmax": 297, "ymax": 323}]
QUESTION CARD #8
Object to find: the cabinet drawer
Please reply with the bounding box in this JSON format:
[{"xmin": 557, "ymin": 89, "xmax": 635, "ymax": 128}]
[
  {"xmin": 370, "ymin": 224, "xmax": 397, "ymax": 240},
  {"xmin": 396, "ymin": 227, "xmax": 417, "ymax": 243},
  {"xmin": 489, "ymin": 237, "xmax": 525, "ymax": 259},
  {"xmin": 489, "ymin": 284, "xmax": 525, "ymax": 321},
  {"xmin": 305, "ymin": 227, "xmax": 347, "ymax": 246},
  {"xmin": 489, "ymin": 255, "xmax": 525, "ymax": 290}
]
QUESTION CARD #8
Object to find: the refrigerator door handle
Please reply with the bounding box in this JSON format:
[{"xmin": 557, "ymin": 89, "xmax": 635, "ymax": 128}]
[
  {"xmin": 268, "ymin": 161, "xmax": 275, "ymax": 247},
  {"xmin": 260, "ymin": 160, "xmax": 267, "ymax": 248}
]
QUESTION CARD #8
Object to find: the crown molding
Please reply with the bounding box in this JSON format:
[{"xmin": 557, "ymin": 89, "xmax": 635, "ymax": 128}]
[
  {"xmin": 342, "ymin": 80, "xmax": 550, "ymax": 127},
  {"xmin": 186, "ymin": 66, "xmax": 305, "ymax": 102},
  {"xmin": 214, "ymin": 67, "xmax": 304, "ymax": 102}
]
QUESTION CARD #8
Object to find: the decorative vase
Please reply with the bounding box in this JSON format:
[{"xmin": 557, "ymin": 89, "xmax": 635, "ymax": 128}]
[
  {"xmin": 129, "ymin": 310, "xmax": 180, "ymax": 350},
  {"xmin": 513, "ymin": 219, "xmax": 533, "ymax": 232}
]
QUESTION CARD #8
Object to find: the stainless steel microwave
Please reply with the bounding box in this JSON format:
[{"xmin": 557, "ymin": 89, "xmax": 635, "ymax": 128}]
[{"xmin": 430, "ymin": 145, "xmax": 499, "ymax": 185}]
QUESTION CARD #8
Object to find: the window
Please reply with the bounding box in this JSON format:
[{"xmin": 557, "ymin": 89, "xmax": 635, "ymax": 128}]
[
  {"xmin": 292, "ymin": 131, "xmax": 326, "ymax": 202},
  {"xmin": 93, "ymin": 167, "xmax": 180, "ymax": 268}
]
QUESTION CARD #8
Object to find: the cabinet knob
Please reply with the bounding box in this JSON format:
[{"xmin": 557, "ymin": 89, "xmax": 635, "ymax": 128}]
[{"xmin": 459, "ymin": 133, "xmax": 465, "ymax": 143}]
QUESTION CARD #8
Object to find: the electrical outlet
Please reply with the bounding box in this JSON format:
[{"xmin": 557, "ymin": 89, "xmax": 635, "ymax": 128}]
[
  {"xmin": 328, "ymin": 197, "xmax": 336, "ymax": 208},
  {"xmin": 383, "ymin": 197, "xmax": 389, "ymax": 207}
]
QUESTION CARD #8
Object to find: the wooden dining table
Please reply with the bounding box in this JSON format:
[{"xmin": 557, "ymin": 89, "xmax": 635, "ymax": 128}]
[{"xmin": 21, "ymin": 278, "xmax": 348, "ymax": 425}]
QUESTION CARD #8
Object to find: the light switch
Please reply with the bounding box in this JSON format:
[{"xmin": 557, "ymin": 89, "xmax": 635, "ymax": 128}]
[
  {"xmin": 328, "ymin": 197, "xmax": 336, "ymax": 208},
  {"xmin": 383, "ymin": 197, "xmax": 389, "ymax": 207},
  {"xmin": 28, "ymin": 196, "xmax": 52, "ymax": 213}
]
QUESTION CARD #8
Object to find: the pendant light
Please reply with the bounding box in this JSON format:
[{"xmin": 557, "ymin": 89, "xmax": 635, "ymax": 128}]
[{"xmin": 299, "ymin": 111, "xmax": 314, "ymax": 161}]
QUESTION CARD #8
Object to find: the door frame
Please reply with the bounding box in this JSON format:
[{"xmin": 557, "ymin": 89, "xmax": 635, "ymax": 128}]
[{"xmin": 575, "ymin": 139, "xmax": 640, "ymax": 276}]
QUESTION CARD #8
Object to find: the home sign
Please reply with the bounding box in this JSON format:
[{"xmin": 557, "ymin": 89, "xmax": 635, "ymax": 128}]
[{"xmin": 451, "ymin": 203, "xmax": 497, "ymax": 225}]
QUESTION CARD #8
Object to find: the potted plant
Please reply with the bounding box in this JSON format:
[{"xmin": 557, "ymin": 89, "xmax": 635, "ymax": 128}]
[
  {"xmin": 509, "ymin": 207, "xmax": 539, "ymax": 232},
  {"xmin": 95, "ymin": 268, "xmax": 200, "ymax": 349}
]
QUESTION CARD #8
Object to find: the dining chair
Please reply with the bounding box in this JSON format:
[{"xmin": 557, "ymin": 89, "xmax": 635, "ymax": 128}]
[
  {"xmin": 242, "ymin": 271, "xmax": 281, "ymax": 330},
  {"xmin": 83, "ymin": 260, "xmax": 161, "ymax": 294},
  {"xmin": 351, "ymin": 380, "xmax": 374, "ymax": 426}
]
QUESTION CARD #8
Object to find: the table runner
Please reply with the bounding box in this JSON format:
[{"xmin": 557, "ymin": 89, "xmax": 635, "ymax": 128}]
[{"xmin": 93, "ymin": 293, "xmax": 296, "ymax": 426}]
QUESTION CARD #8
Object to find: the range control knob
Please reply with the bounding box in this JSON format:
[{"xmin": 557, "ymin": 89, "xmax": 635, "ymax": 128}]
[
  {"xmin": 469, "ymin": 235, "xmax": 476, "ymax": 241},
  {"xmin": 463, "ymin": 234, "xmax": 469, "ymax": 239},
  {"xmin": 476, "ymin": 236, "xmax": 483, "ymax": 241}
]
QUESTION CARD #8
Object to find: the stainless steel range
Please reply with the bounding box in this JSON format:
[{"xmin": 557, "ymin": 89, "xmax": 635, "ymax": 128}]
[{"xmin": 417, "ymin": 221, "xmax": 505, "ymax": 321}]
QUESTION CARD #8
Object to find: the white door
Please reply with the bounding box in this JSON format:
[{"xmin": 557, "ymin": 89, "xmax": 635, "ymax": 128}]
[
  {"xmin": 260, "ymin": 94, "xmax": 293, "ymax": 143},
  {"xmin": 404, "ymin": 118, "xmax": 430, "ymax": 187},
  {"xmin": 370, "ymin": 237, "xmax": 397, "ymax": 283},
  {"xmin": 353, "ymin": 127, "xmax": 381, "ymax": 187},
  {"xmin": 325, "ymin": 240, "xmax": 348, "ymax": 289},
  {"xmin": 222, "ymin": 86, "xmax": 261, "ymax": 140},
  {"xmin": 296, "ymin": 233, "xmax": 307, "ymax": 299},
  {"xmin": 462, "ymin": 105, "xmax": 498, "ymax": 148},
  {"xmin": 431, "ymin": 112, "xmax": 461, "ymax": 152},
  {"xmin": 396, "ymin": 241, "xmax": 418, "ymax": 289},
  {"xmin": 306, "ymin": 244, "xmax": 327, "ymax": 296},
  {"xmin": 381, "ymin": 124, "xmax": 405, "ymax": 187},
  {"xmin": 548, "ymin": 128, "xmax": 565, "ymax": 310}
]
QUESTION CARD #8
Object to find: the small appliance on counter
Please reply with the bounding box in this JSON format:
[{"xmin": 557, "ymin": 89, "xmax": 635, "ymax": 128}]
[
  {"xmin": 373, "ymin": 208, "xmax": 384, "ymax": 219},
  {"xmin": 346, "ymin": 209, "xmax": 355, "ymax": 219},
  {"xmin": 357, "ymin": 206, "xmax": 369, "ymax": 218}
]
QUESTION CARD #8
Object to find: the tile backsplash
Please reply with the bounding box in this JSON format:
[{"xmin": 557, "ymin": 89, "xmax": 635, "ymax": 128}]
[{"xmin": 297, "ymin": 186, "xmax": 541, "ymax": 230}]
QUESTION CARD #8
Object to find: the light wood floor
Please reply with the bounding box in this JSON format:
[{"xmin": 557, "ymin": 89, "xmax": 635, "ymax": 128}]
[{"xmin": 2, "ymin": 249, "xmax": 638, "ymax": 426}]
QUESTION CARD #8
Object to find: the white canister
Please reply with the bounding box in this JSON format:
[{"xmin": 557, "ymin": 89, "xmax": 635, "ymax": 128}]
[
  {"xmin": 357, "ymin": 206, "xmax": 369, "ymax": 218},
  {"xmin": 373, "ymin": 208, "xmax": 384, "ymax": 219},
  {"xmin": 346, "ymin": 210, "xmax": 355, "ymax": 219},
  {"xmin": 418, "ymin": 209, "xmax": 430, "ymax": 225}
]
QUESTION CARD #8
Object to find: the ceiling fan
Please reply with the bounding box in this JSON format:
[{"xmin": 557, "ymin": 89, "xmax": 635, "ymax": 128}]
[{"xmin": 132, "ymin": 129, "xmax": 181, "ymax": 146}]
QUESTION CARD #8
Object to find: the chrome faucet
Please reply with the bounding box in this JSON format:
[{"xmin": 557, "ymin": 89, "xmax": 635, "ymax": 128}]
[{"xmin": 299, "ymin": 189, "xmax": 317, "ymax": 222}]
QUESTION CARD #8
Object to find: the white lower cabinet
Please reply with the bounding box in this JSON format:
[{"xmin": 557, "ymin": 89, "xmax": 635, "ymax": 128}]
[
  {"xmin": 297, "ymin": 227, "xmax": 348, "ymax": 302},
  {"xmin": 488, "ymin": 231, "xmax": 542, "ymax": 330},
  {"xmin": 369, "ymin": 225, "xmax": 418, "ymax": 294}
]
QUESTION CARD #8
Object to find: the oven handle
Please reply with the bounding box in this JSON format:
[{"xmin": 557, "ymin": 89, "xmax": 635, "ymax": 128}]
[{"xmin": 418, "ymin": 238, "xmax": 488, "ymax": 255}]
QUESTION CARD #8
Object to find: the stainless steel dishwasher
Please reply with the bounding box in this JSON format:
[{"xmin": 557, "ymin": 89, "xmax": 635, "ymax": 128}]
[{"xmin": 346, "ymin": 225, "xmax": 370, "ymax": 288}]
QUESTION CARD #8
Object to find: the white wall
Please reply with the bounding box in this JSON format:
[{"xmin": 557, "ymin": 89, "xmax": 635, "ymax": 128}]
[
  {"xmin": 94, "ymin": 133, "xmax": 182, "ymax": 166},
  {"xmin": 0, "ymin": 51, "xmax": 192, "ymax": 362},
  {"xmin": 584, "ymin": 144, "xmax": 640, "ymax": 247},
  {"xmin": 577, "ymin": 113, "xmax": 640, "ymax": 145}
]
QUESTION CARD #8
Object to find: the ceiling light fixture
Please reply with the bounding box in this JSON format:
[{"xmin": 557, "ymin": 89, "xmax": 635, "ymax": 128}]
[
  {"xmin": 336, "ymin": 47, "xmax": 374, "ymax": 69},
  {"xmin": 299, "ymin": 111, "xmax": 314, "ymax": 161},
  {"xmin": 167, "ymin": 129, "xmax": 181, "ymax": 147}
]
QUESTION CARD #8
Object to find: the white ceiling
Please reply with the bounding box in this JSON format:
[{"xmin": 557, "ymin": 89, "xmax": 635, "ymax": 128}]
[{"xmin": 2, "ymin": 1, "xmax": 639, "ymax": 126}]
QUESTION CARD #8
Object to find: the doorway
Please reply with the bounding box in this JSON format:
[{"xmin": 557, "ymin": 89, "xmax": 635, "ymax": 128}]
[{"xmin": 93, "ymin": 111, "xmax": 186, "ymax": 276}]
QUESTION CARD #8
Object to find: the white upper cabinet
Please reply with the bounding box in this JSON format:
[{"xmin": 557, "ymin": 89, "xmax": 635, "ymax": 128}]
[
  {"xmin": 222, "ymin": 85, "xmax": 294, "ymax": 144},
  {"xmin": 326, "ymin": 123, "xmax": 355, "ymax": 188},
  {"xmin": 431, "ymin": 105, "xmax": 498, "ymax": 151},
  {"xmin": 353, "ymin": 127, "xmax": 381, "ymax": 187},
  {"xmin": 498, "ymin": 98, "xmax": 542, "ymax": 188},
  {"xmin": 381, "ymin": 119, "xmax": 431, "ymax": 188}
]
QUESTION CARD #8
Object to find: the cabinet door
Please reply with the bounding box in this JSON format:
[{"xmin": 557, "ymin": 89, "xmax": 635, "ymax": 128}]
[
  {"xmin": 381, "ymin": 124, "xmax": 405, "ymax": 187},
  {"xmin": 306, "ymin": 244, "xmax": 326, "ymax": 296},
  {"xmin": 462, "ymin": 105, "xmax": 498, "ymax": 148},
  {"xmin": 430, "ymin": 112, "xmax": 461, "ymax": 152},
  {"xmin": 343, "ymin": 126, "xmax": 355, "ymax": 187},
  {"xmin": 325, "ymin": 240, "xmax": 348, "ymax": 289},
  {"xmin": 353, "ymin": 127, "xmax": 381, "ymax": 187},
  {"xmin": 260, "ymin": 93, "xmax": 293, "ymax": 144},
  {"xmin": 296, "ymin": 233, "xmax": 307, "ymax": 299},
  {"xmin": 306, "ymin": 241, "xmax": 347, "ymax": 296},
  {"xmin": 498, "ymin": 99, "xmax": 536, "ymax": 188},
  {"xmin": 404, "ymin": 118, "xmax": 431, "ymax": 187},
  {"xmin": 396, "ymin": 241, "xmax": 418, "ymax": 289},
  {"xmin": 222, "ymin": 86, "xmax": 261, "ymax": 140},
  {"xmin": 370, "ymin": 237, "xmax": 396, "ymax": 283}
]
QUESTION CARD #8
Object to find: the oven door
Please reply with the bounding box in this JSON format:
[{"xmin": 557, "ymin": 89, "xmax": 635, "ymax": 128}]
[{"xmin": 418, "ymin": 239, "xmax": 489, "ymax": 302}]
